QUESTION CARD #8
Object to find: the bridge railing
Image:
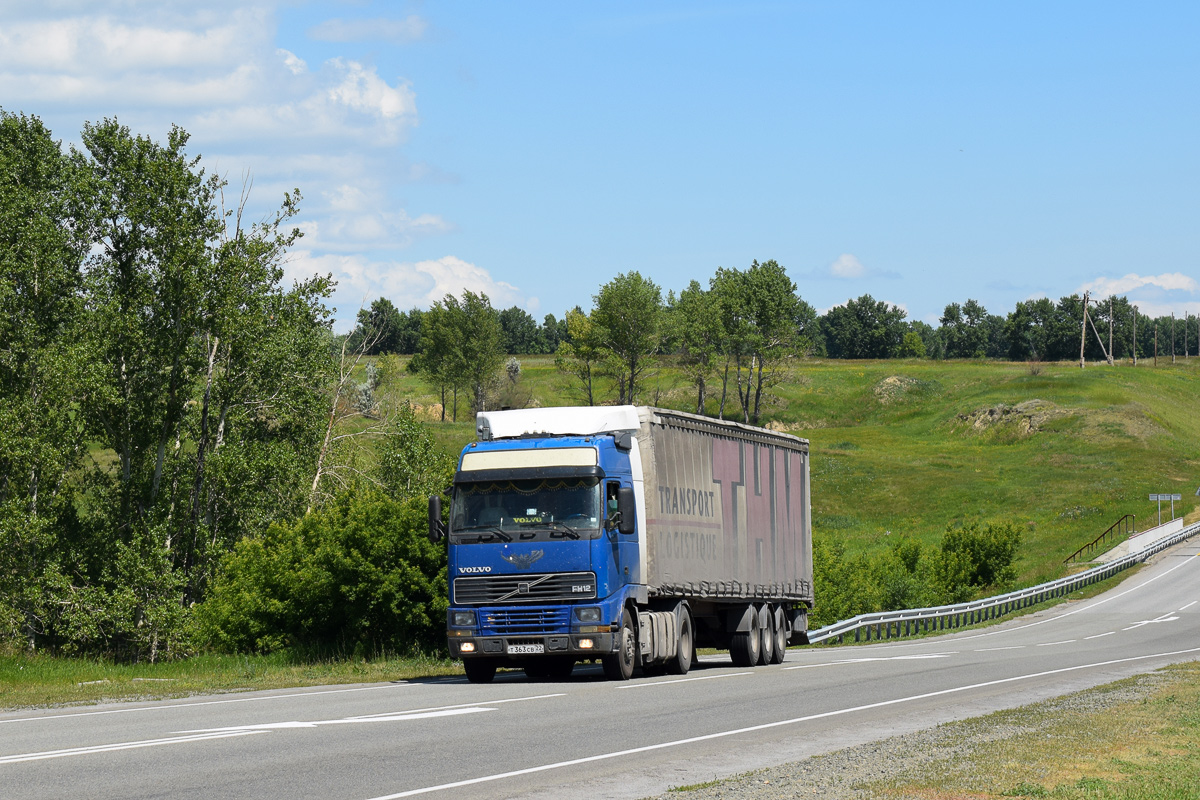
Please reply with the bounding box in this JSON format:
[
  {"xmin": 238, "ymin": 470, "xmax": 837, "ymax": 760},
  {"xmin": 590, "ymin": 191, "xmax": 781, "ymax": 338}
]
[{"xmin": 807, "ymin": 519, "xmax": 1200, "ymax": 646}]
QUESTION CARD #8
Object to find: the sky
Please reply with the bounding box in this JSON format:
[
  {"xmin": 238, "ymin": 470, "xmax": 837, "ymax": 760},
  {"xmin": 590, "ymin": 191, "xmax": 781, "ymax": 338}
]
[{"xmin": 2, "ymin": 1, "xmax": 1198, "ymax": 331}]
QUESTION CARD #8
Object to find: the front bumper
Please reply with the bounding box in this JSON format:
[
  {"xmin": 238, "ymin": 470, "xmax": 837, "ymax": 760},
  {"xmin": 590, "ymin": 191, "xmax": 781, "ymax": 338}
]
[{"xmin": 449, "ymin": 632, "xmax": 616, "ymax": 660}]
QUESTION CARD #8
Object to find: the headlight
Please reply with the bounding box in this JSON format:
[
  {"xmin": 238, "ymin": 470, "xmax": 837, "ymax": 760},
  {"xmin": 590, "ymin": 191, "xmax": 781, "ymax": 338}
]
[
  {"xmin": 574, "ymin": 607, "xmax": 601, "ymax": 623},
  {"xmin": 451, "ymin": 611, "xmax": 476, "ymax": 627}
]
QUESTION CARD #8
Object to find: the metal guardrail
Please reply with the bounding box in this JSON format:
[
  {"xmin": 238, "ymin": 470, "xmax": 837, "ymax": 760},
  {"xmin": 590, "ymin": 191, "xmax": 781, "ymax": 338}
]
[{"xmin": 808, "ymin": 520, "xmax": 1200, "ymax": 645}]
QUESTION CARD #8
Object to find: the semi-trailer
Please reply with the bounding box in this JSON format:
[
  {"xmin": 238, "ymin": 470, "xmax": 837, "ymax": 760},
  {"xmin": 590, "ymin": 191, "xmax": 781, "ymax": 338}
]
[{"xmin": 428, "ymin": 405, "xmax": 813, "ymax": 682}]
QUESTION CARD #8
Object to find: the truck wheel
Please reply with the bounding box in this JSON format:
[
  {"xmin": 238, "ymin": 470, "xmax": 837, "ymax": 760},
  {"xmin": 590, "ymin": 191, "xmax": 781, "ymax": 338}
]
[
  {"xmin": 770, "ymin": 607, "xmax": 788, "ymax": 664},
  {"xmin": 463, "ymin": 659, "xmax": 497, "ymax": 684},
  {"xmin": 666, "ymin": 610, "xmax": 693, "ymax": 675},
  {"xmin": 759, "ymin": 606, "xmax": 776, "ymax": 666},
  {"xmin": 602, "ymin": 609, "xmax": 636, "ymax": 681},
  {"xmin": 729, "ymin": 606, "xmax": 761, "ymax": 667}
]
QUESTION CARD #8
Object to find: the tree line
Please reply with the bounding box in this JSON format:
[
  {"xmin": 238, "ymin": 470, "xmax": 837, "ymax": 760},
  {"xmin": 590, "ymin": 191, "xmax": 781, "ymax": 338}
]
[{"xmin": 352, "ymin": 264, "xmax": 1197, "ymax": 426}]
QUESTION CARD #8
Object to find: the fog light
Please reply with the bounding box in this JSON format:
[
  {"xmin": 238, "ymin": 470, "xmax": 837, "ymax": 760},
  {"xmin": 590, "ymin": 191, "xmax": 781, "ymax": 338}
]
[
  {"xmin": 578, "ymin": 638, "xmax": 594, "ymax": 650},
  {"xmin": 460, "ymin": 642, "xmax": 475, "ymax": 653}
]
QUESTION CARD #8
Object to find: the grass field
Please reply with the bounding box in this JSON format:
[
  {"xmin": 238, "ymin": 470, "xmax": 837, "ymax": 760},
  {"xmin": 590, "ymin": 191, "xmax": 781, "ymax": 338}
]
[{"xmin": 395, "ymin": 354, "xmax": 1200, "ymax": 586}]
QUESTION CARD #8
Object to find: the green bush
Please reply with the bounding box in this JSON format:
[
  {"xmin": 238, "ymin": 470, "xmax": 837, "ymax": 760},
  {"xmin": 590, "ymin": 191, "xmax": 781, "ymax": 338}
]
[
  {"xmin": 931, "ymin": 521, "xmax": 1022, "ymax": 603},
  {"xmin": 197, "ymin": 488, "xmax": 448, "ymax": 656},
  {"xmin": 812, "ymin": 522, "xmax": 1022, "ymax": 625}
]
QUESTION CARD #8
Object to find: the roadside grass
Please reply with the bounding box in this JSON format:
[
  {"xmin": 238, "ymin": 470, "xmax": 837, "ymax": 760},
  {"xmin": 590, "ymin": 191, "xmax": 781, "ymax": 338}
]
[
  {"xmin": 0, "ymin": 650, "xmax": 460, "ymax": 711},
  {"xmin": 867, "ymin": 660, "xmax": 1200, "ymax": 799}
]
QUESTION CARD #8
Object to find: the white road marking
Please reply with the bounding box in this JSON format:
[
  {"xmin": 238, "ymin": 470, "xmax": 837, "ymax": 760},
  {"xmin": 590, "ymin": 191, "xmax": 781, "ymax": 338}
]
[
  {"xmin": 185, "ymin": 707, "xmax": 492, "ymax": 733},
  {"xmin": 1123, "ymin": 612, "xmax": 1180, "ymax": 630},
  {"xmin": 783, "ymin": 653, "xmax": 955, "ymax": 671},
  {"xmin": 1036, "ymin": 640, "xmax": 1076, "ymax": 647},
  {"xmin": 0, "ymin": 684, "xmax": 415, "ymax": 726},
  {"xmin": 974, "ymin": 646, "xmax": 1025, "ymax": 652},
  {"xmin": 179, "ymin": 693, "xmax": 567, "ymax": 733},
  {"xmin": 1180, "ymin": 601, "xmax": 1198, "ymax": 612},
  {"xmin": 364, "ymin": 644, "xmax": 1200, "ymax": 799},
  {"xmin": 617, "ymin": 673, "xmax": 753, "ymax": 689},
  {"xmin": 0, "ymin": 730, "xmax": 266, "ymax": 765},
  {"xmin": 1084, "ymin": 632, "xmax": 1116, "ymax": 640}
]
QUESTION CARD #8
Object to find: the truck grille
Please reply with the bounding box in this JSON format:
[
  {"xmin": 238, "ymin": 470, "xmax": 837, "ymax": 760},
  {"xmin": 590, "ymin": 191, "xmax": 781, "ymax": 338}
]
[
  {"xmin": 482, "ymin": 609, "xmax": 569, "ymax": 635},
  {"xmin": 453, "ymin": 571, "xmax": 597, "ymax": 604}
]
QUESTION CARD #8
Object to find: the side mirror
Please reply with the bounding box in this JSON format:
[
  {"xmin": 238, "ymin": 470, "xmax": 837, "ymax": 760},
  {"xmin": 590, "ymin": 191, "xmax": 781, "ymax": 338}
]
[
  {"xmin": 428, "ymin": 496, "xmax": 446, "ymax": 543},
  {"xmin": 617, "ymin": 486, "xmax": 636, "ymax": 535}
]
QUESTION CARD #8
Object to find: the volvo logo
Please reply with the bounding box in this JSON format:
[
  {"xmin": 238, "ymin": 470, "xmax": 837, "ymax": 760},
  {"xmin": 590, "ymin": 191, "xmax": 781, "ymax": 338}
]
[
  {"xmin": 501, "ymin": 550, "xmax": 544, "ymax": 570},
  {"xmin": 459, "ymin": 566, "xmax": 492, "ymax": 574}
]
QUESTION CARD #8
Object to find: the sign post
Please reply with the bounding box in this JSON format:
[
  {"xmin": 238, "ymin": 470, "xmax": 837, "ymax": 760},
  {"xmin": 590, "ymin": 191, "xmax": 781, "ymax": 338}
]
[{"xmin": 1149, "ymin": 493, "xmax": 1183, "ymax": 526}]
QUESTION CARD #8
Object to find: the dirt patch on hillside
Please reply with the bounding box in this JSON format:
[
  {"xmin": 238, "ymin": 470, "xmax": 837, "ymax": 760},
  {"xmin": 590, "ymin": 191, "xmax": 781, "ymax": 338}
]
[
  {"xmin": 955, "ymin": 399, "xmax": 1072, "ymax": 435},
  {"xmin": 765, "ymin": 419, "xmax": 826, "ymax": 433},
  {"xmin": 955, "ymin": 400, "xmax": 1163, "ymax": 441},
  {"xmin": 873, "ymin": 375, "xmax": 919, "ymax": 404}
]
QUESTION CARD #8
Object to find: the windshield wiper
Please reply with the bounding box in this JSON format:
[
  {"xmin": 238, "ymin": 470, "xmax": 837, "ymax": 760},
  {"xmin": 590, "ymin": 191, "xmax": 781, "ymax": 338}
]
[
  {"xmin": 456, "ymin": 526, "xmax": 512, "ymax": 542},
  {"xmin": 543, "ymin": 522, "xmax": 581, "ymax": 540}
]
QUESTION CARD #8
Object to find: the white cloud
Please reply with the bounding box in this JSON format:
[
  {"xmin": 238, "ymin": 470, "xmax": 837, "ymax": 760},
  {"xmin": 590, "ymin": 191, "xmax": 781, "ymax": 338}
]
[
  {"xmin": 1079, "ymin": 272, "xmax": 1199, "ymax": 297},
  {"xmin": 829, "ymin": 253, "xmax": 865, "ymax": 279},
  {"xmin": 326, "ymin": 59, "xmax": 416, "ymax": 121},
  {"xmin": 308, "ymin": 16, "xmax": 428, "ymax": 44},
  {"xmin": 283, "ymin": 252, "xmax": 535, "ymax": 332},
  {"xmin": 278, "ymin": 48, "xmax": 307, "ymax": 75}
]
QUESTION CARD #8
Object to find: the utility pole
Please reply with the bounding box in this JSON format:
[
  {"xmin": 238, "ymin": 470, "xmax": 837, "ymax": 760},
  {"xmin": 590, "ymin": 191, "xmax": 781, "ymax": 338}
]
[
  {"xmin": 1133, "ymin": 304, "xmax": 1138, "ymax": 366},
  {"xmin": 1172, "ymin": 313, "xmax": 1176, "ymax": 364},
  {"xmin": 1079, "ymin": 291, "xmax": 1089, "ymax": 368},
  {"xmin": 1109, "ymin": 297, "xmax": 1114, "ymax": 366},
  {"xmin": 1155, "ymin": 322, "xmax": 1158, "ymax": 367}
]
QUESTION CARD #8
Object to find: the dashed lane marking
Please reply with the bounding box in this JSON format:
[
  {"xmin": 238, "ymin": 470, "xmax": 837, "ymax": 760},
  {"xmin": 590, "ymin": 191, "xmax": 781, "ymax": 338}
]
[
  {"xmin": 0, "ymin": 731, "xmax": 266, "ymax": 765},
  {"xmin": 617, "ymin": 673, "xmax": 753, "ymax": 689}
]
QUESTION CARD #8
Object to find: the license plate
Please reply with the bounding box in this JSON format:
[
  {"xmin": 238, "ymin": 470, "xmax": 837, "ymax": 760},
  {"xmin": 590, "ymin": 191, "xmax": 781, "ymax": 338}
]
[{"xmin": 507, "ymin": 643, "xmax": 544, "ymax": 654}]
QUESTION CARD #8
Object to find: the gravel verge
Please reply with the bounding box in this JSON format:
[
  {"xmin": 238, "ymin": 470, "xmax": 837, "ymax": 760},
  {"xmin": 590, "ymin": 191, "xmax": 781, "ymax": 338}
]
[{"xmin": 642, "ymin": 670, "xmax": 1169, "ymax": 800}]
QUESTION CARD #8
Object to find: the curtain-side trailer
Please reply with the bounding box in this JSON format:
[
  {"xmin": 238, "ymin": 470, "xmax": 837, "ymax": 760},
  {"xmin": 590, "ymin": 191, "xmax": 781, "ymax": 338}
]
[{"xmin": 428, "ymin": 405, "xmax": 813, "ymax": 682}]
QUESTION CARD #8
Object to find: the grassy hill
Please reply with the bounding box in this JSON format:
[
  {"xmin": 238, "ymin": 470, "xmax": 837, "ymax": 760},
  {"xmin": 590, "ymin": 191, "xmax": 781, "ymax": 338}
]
[{"xmin": 385, "ymin": 354, "xmax": 1200, "ymax": 587}]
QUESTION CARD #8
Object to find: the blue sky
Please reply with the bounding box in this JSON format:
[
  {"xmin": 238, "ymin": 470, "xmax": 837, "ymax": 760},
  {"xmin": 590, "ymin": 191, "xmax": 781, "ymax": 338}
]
[{"xmin": 3, "ymin": 1, "xmax": 1197, "ymax": 330}]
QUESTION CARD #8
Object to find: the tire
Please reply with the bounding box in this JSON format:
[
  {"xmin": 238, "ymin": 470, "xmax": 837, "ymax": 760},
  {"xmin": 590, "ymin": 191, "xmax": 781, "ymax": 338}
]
[
  {"xmin": 729, "ymin": 606, "xmax": 761, "ymax": 667},
  {"xmin": 463, "ymin": 658, "xmax": 497, "ymax": 684},
  {"xmin": 666, "ymin": 609, "xmax": 693, "ymax": 675},
  {"xmin": 602, "ymin": 608, "xmax": 636, "ymax": 681},
  {"xmin": 770, "ymin": 607, "xmax": 788, "ymax": 664},
  {"xmin": 759, "ymin": 606, "xmax": 776, "ymax": 666}
]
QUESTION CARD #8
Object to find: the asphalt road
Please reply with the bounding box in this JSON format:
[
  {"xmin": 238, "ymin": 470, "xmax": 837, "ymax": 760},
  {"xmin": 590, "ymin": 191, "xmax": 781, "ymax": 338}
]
[{"xmin": 4, "ymin": 537, "xmax": 1199, "ymax": 800}]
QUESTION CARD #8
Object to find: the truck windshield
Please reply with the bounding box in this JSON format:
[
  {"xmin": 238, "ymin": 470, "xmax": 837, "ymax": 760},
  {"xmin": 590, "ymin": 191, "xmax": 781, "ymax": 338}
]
[{"xmin": 451, "ymin": 477, "xmax": 602, "ymax": 540}]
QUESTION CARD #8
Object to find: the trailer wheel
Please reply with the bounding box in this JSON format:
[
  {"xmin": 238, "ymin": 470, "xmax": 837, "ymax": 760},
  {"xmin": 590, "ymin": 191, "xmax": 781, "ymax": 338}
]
[
  {"xmin": 666, "ymin": 609, "xmax": 693, "ymax": 675},
  {"xmin": 770, "ymin": 607, "xmax": 787, "ymax": 664},
  {"xmin": 759, "ymin": 606, "xmax": 776, "ymax": 666},
  {"xmin": 463, "ymin": 659, "xmax": 497, "ymax": 684},
  {"xmin": 602, "ymin": 609, "xmax": 636, "ymax": 681},
  {"xmin": 729, "ymin": 606, "xmax": 761, "ymax": 667}
]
